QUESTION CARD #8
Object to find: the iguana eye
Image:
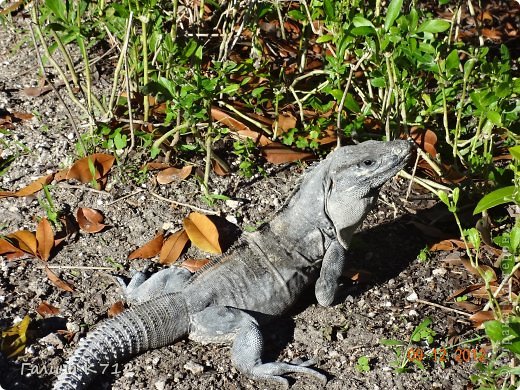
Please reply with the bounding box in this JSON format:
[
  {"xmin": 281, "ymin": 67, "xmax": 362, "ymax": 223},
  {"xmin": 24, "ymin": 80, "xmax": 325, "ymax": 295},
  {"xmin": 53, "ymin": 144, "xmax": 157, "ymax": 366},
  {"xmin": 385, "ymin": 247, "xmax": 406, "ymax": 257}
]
[{"xmin": 363, "ymin": 159, "xmax": 374, "ymax": 166}]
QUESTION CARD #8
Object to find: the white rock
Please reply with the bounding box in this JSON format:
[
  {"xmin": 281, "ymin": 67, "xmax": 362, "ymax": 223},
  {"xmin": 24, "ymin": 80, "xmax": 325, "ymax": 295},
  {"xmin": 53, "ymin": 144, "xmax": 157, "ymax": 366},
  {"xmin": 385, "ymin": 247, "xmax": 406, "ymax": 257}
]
[
  {"xmin": 432, "ymin": 268, "xmax": 447, "ymax": 276},
  {"xmin": 406, "ymin": 291, "xmax": 418, "ymax": 302}
]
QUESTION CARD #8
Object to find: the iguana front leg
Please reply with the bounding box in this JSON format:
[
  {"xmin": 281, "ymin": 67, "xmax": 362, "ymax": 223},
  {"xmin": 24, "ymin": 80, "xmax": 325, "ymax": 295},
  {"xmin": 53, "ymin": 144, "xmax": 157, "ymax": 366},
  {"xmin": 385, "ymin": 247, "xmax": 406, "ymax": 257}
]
[
  {"xmin": 189, "ymin": 306, "xmax": 326, "ymax": 388},
  {"xmin": 315, "ymin": 239, "xmax": 346, "ymax": 307}
]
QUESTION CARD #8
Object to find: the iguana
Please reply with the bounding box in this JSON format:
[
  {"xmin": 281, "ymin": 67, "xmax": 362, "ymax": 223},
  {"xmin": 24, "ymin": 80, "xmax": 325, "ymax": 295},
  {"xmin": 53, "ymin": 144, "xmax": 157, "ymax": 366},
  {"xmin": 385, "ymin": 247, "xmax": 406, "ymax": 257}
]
[{"xmin": 53, "ymin": 139, "xmax": 412, "ymax": 389}]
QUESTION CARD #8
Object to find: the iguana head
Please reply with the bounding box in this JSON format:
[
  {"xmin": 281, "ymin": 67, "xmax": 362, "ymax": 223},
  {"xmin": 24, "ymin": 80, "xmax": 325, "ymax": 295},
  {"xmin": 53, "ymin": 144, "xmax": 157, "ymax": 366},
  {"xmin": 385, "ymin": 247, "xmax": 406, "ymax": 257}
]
[{"xmin": 324, "ymin": 139, "xmax": 412, "ymax": 248}]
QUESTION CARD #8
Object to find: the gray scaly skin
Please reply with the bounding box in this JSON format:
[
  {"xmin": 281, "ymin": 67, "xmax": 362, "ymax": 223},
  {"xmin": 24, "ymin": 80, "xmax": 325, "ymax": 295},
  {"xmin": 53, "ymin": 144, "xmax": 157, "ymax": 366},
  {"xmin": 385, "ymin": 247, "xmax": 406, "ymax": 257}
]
[{"xmin": 53, "ymin": 140, "xmax": 412, "ymax": 389}]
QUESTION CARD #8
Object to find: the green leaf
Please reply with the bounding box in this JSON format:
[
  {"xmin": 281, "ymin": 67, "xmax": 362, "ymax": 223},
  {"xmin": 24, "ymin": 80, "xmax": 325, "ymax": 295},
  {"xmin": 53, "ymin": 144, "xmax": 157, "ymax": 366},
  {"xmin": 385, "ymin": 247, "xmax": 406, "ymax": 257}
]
[
  {"xmin": 486, "ymin": 111, "xmax": 502, "ymax": 126},
  {"xmin": 288, "ymin": 9, "xmax": 305, "ymax": 21},
  {"xmin": 350, "ymin": 26, "xmax": 376, "ymax": 36},
  {"xmin": 417, "ymin": 19, "xmax": 450, "ymax": 33},
  {"xmin": 437, "ymin": 190, "xmax": 450, "ymax": 207},
  {"xmin": 380, "ymin": 338, "xmax": 406, "ymax": 346},
  {"xmin": 384, "ymin": 0, "xmax": 403, "ymax": 31},
  {"xmin": 323, "ymin": 0, "xmax": 335, "ymax": 21},
  {"xmin": 445, "ymin": 49, "xmax": 460, "ymax": 71},
  {"xmin": 465, "ymin": 228, "xmax": 481, "ymax": 250},
  {"xmin": 473, "ymin": 186, "xmax": 516, "ymax": 214},
  {"xmin": 510, "ymin": 226, "xmax": 520, "ymax": 254},
  {"xmin": 183, "ymin": 39, "xmax": 198, "ymax": 58},
  {"xmin": 510, "ymin": 145, "xmax": 520, "ymax": 161},
  {"xmin": 316, "ymin": 34, "xmax": 334, "ymax": 43},
  {"xmin": 370, "ymin": 77, "xmax": 386, "ymax": 88},
  {"xmin": 352, "ymin": 15, "xmax": 375, "ymax": 28},
  {"xmin": 220, "ymin": 84, "xmax": 240, "ymax": 95},
  {"xmin": 485, "ymin": 320, "xmax": 505, "ymax": 343},
  {"xmin": 344, "ymin": 93, "xmax": 361, "ymax": 113},
  {"xmin": 45, "ymin": 0, "xmax": 67, "ymax": 21}
]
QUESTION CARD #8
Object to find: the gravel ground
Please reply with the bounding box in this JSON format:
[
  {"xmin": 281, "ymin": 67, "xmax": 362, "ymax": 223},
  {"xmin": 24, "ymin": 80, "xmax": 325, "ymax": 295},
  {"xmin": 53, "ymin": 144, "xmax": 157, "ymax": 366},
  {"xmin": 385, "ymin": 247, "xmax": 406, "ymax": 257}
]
[{"xmin": 0, "ymin": 14, "xmax": 483, "ymax": 390}]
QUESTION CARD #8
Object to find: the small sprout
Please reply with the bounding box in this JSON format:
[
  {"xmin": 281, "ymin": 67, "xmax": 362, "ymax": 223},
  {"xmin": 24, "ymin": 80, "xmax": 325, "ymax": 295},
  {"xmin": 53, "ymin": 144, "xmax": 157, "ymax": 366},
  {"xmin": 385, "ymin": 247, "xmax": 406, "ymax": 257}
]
[{"xmin": 355, "ymin": 356, "xmax": 371, "ymax": 372}]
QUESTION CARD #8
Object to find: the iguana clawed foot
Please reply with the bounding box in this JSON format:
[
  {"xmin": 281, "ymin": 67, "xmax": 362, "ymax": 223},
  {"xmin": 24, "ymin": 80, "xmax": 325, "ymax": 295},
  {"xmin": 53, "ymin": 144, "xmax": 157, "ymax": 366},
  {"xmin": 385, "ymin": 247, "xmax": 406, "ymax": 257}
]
[{"xmin": 190, "ymin": 306, "xmax": 327, "ymax": 387}]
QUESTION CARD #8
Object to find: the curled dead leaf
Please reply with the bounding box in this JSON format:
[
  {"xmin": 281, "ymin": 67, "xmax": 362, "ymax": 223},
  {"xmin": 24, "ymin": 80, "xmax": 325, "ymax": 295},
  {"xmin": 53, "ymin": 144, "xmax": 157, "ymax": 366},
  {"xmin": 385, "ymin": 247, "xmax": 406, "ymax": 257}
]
[
  {"xmin": 159, "ymin": 230, "xmax": 189, "ymax": 265},
  {"xmin": 36, "ymin": 301, "xmax": 60, "ymax": 317},
  {"xmin": 183, "ymin": 212, "xmax": 222, "ymax": 254},
  {"xmin": 66, "ymin": 153, "xmax": 115, "ymax": 184},
  {"xmin": 156, "ymin": 166, "xmax": 193, "ymax": 185},
  {"xmin": 0, "ymin": 238, "xmax": 26, "ymax": 260},
  {"xmin": 36, "ymin": 218, "xmax": 54, "ymax": 261},
  {"xmin": 7, "ymin": 230, "xmax": 37, "ymax": 256},
  {"xmin": 180, "ymin": 258, "xmax": 211, "ymax": 273},
  {"xmin": 76, "ymin": 208, "xmax": 106, "ymax": 233},
  {"xmin": 128, "ymin": 232, "xmax": 164, "ymax": 260},
  {"xmin": 275, "ymin": 112, "xmax": 297, "ymax": 133},
  {"xmin": 237, "ymin": 129, "xmax": 272, "ymax": 147},
  {"xmin": 211, "ymin": 107, "xmax": 251, "ymax": 132},
  {"xmin": 45, "ymin": 266, "xmax": 74, "ymax": 292},
  {"xmin": 0, "ymin": 174, "xmax": 54, "ymax": 198},
  {"xmin": 261, "ymin": 142, "xmax": 313, "ymax": 164}
]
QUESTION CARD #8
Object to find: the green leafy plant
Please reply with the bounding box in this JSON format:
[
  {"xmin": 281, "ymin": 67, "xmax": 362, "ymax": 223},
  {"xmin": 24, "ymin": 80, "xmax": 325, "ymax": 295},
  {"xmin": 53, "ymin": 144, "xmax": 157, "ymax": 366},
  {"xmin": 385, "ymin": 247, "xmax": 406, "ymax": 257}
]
[{"xmin": 355, "ymin": 355, "xmax": 371, "ymax": 372}]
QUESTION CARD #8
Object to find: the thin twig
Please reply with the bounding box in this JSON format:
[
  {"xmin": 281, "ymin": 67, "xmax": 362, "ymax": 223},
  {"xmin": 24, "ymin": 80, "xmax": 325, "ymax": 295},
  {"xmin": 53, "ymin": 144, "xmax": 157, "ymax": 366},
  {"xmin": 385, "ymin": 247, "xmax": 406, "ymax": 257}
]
[
  {"xmin": 149, "ymin": 191, "xmax": 220, "ymax": 215},
  {"xmin": 106, "ymin": 188, "xmax": 146, "ymax": 206},
  {"xmin": 56, "ymin": 183, "xmax": 111, "ymax": 195},
  {"xmin": 415, "ymin": 298, "xmax": 472, "ymax": 317},
  {"xmin": 37, "ymin": 265, "xmax": 118, "ymax": 270}
]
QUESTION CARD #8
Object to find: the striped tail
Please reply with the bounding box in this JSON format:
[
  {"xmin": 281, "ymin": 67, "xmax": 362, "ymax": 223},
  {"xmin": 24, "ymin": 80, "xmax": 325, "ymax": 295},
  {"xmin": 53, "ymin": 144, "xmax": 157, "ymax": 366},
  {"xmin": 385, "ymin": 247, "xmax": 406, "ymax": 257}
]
[{"xmin": 53, "ymin": 293, "xmax": 188, "ymax": 390}]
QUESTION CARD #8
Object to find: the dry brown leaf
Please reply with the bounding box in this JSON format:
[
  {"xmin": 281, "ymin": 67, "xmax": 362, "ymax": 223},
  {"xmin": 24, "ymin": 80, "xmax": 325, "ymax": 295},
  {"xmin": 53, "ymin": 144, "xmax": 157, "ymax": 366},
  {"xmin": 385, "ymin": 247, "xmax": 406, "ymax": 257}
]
[
  {"xmin": 212, "ymin": 160, "xmax": 229, "ymax": 176},
  {"xmin": 237, "ymin": 129, "xmax": 272, "ymax": 147},
  {"xmin": 66, "ymin": 153, "xmax": 115, "ymax": 183},
  {"xmin": 12, "ymin": 112, "xmax": 34, "ymax": 121},
  {"xmin": 429, "ymin": 239, "xmax": 468, "ymax": 251},
  {"xmin": 0, "ymin": 238, "xmax": 26, "ymax": 260},
  {"xmin": 469, "ymin": 310, "xmax": 498, "ymax": 328},
  {"xmin": 156, "ymin": 166, "xmax": 193, "ymax": 185},
  {"xmin": 8, "ymin": 230, "xmax": 37, "ymax": 256},
  {"xmin": 36, "ymin": 301, "xmax": 60, "ymax": 317},
  {"xmin": 159, "ymin": 230, "xmax": 189, "ymax": 265},
  {"xmin": 23, "ymin": 85, "xmax": 53, "ymax": 97},
  {"xmin": 261, "ymin": 142, "xmax": 313, "ymax": 164},
  {"xmin": 469, "ymin": 284, "xmax": 501, "ymax": 299},
  {"xmin": 410, "ymin": 127, "xmax": 438, "ymax": 157},
  {"xmin": 107, "ymin": 301, "xmax": 125, "ymax": 317},
  {"xmin": 183, "ymin": 212, "xmax": 222, "ymax": 254},
  {"xmin": 482, "ymin": 28, "xmax": 502, "ymax": 40},
  {"xmin": 181, "ymin": 258, "xmax": 211, "ymax": 273},
  {"xmin": 76, "ymin": 208, "xmax": 106, "ymax": 233},
  {"xmin": 275, "ymin": 112, "xmax": 297, "ymax": 133},
  {"xmin": 36, "ymin": 218, "xmax": 54, "ymax": 261},
  {"xmin": 446, "ymin": 283, "xmax": 484, "ymax": 301},
  {"xmin": 452, "ymin": 301, "xmax": 481, "ymax": 313},
  {"xmin": 128, "ymin": 232, "xmax": 164, "ymax": 260},
  {"xmin": 45, "ymin": 266, "xmax": 74, "ymax": 292},
  {"xmin": 0, "ymin": 174, "xmax": 54, "ymax": 198},
  {"xmin": 144, "ymin": 162, "xmax": 172, "ymax": 170},
  {"xmin": 460, "ymin": 259, "xmax": 497, "ymax": 282},
  {"xmin": 211, "ymin": 107, "xmax": 251, "ymax": 132}
]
